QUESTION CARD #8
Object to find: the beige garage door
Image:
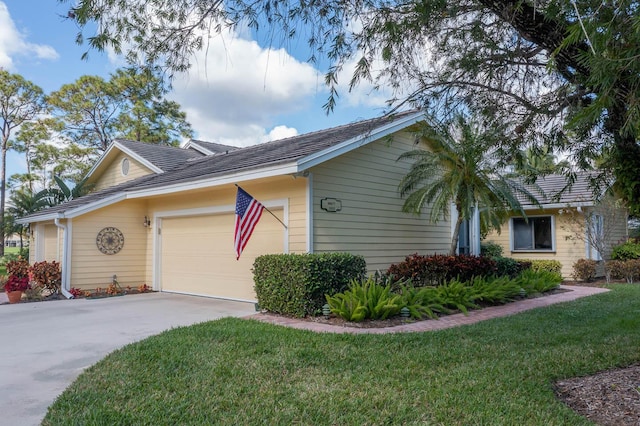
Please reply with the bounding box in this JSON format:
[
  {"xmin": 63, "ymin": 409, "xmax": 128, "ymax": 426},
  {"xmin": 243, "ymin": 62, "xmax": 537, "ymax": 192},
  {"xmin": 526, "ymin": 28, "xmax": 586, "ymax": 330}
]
[{"xmin": 160, "ymin": 211, "xmax": 284, "ymax": 301}]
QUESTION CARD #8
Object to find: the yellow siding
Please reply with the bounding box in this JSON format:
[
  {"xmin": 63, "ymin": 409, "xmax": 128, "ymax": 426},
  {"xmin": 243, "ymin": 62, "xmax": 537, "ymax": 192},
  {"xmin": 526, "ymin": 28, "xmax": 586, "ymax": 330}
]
[
  {"xmin": 32, "ymin": 223, "xmax": 61, "ymax": 262},
  {"xmin": 485, "ymin": 209, "xmax": 590, "ymax": 278},
  {"xmin": 93, "ymin": 152, "xmax": 154, "ymax": 191},
  {"xmin": 64, "ymin": 176, "xmax": 306, "ymax": 294},
  {"xmin": 588, "ymin": 202, "xmax": 629, "ymax": 254},
  {"xmin": 44, "ymin": 224, "xmax": 60, "ymax": 261},
  {"xmin": 310, "ymin": 131, "xmax": 451, "ymax": 273},
  {"xmin": 70, "ymin": 199, "xmax": 149, "ymax": 290},
  {"xmin": 146, "ymin": 177, "xmax": 307, "ymax": 247},
  {"xmin": 145, "ymin": 176, "xmax": 308, "ymax": 287},
  {"xmin": 160, "ymin": 211, "xmax": 284, "ymax": 300}
]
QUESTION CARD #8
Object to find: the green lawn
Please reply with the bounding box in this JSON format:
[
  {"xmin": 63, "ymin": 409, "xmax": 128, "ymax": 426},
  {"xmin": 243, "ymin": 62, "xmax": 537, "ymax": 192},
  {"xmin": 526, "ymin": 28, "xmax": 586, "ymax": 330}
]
[
  {"xmin": 0, "ymin": 247, "xmax": 21, "ymax": 275},
  {"xmin": 44, "ymin": 285, "xmax": 640, "ymax": 425}
]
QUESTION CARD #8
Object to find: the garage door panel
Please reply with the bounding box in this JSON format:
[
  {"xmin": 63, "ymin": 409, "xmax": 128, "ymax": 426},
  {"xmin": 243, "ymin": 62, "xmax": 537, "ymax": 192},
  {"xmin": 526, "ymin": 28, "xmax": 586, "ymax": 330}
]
[{"xmin": 160, "ymin": 212, "xmax": 284, "ymax": 300}]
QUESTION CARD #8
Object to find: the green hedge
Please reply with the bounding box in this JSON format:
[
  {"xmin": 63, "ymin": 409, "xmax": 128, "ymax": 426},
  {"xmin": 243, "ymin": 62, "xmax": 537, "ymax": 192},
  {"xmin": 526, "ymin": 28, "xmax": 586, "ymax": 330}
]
[
  {"xmin": 253, "ymin": 253, "xmax": 367, "ymax": 317},
  {"xmin": 520, "ymin": 259, "xmax": 562, "ymax": 274},
  {"xmin": 611, "ymin": 241, "xmax": 640, "ymax": 260},
  {"xmin": 494, "ymin": 257, "xmax": 530, "ymax": 278},
  {"xmin": 480, "ymin": 241, "xmax": 503, "ymax": 258}
]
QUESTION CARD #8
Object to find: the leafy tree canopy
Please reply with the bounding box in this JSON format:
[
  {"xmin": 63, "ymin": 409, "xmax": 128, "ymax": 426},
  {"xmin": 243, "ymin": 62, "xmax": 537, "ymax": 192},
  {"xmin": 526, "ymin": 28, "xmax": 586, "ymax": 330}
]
[
  {"xmin": 48, "ymin": 67, "xmax": 193, "ymax": 151},
  {"xmin": 0, "ymin": 69, "xmax": 46, "ymax": 255},
  {"xmin": 62, "ymin": 0, "xmax": 640, "ymax": 213}
]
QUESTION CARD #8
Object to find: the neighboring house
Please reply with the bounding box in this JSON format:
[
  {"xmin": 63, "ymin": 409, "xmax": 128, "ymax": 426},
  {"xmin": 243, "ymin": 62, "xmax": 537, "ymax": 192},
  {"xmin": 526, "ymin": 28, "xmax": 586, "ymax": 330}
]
[
  {"xmin": 19, "ymin": 110, "xmax": 471, "ymax": 302},
  {"xmin": 4, "ymin": 233, "xmax": 23, "ymax": 248},
  {"xmin": 484, "ymin": 173, "xmax": 628, "ymax": 278}
]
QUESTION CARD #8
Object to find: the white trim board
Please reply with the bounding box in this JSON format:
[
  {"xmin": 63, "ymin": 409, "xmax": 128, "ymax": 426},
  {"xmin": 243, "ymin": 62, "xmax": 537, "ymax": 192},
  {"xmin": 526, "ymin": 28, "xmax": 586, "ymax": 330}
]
[
  {"xmin": 306, "ymin": 173, "xmax": 314, "ymax": 253},
  {"xmin": 85, "ymin": 140, "xmax": 164, "ymax": 180}
]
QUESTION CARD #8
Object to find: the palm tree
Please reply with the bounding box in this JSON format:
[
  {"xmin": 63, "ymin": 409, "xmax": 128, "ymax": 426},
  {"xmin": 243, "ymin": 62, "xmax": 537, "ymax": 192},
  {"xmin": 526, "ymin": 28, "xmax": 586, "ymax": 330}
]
[
  {"xmin": 398, "ymin": 114, "xmax": 539, "ymax": 255},
  {"xmin": 39, "ymin": 175, "xmax": 93, "ymax": 207},
  {"xmin": 516, "ymin": 146, "xmax": 569, "ymax": 177},
  {"xmin": 7, "ymin": 188, "xmax": 48, "ymax": 252}
]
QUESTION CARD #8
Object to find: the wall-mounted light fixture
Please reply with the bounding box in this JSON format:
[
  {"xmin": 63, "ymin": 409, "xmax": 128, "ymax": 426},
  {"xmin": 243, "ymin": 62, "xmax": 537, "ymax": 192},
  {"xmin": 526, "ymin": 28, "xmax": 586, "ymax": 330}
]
[
  {"xmin": 143, "ymin": 216, "xmax": 151, "ymax": 227},
  {"xmin": 291, "ymin": 170, "xmax": 310, "ymax": 178},
  {"xmin": 320, "ymin": 198, "xmax": 342, "ymax": 212}
]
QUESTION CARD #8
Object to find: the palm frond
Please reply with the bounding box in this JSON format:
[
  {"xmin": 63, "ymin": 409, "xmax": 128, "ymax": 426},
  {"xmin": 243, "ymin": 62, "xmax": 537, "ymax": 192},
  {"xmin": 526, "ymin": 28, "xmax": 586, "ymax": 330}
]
[{"xmin": 398, "ymin": 113, "xmax": 541, "ymax": 251}]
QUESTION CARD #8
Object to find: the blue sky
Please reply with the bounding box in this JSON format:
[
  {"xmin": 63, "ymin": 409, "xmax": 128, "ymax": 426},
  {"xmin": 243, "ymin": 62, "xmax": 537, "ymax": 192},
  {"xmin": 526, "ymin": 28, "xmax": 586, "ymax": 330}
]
[{"xmin": 1, "ymin": 1, "xmax": 391, "ymax": 182}]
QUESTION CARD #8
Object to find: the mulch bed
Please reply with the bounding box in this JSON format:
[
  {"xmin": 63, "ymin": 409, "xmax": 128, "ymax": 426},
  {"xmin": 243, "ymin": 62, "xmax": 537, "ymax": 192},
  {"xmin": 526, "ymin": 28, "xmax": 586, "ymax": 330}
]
[
  {"xmin": 10, "ymin": 292, "xmax": 67, "ymax": 304},
  {"xmin": 555, "ymin": 279, "xmax": 640, "ymax": 425},
  {"xmin": 1, "ymin": 289, "xmax": 153, "ymax": 304},
  {"xmin": 555, "ymin": 365, "xmax": 640, "ymax": 426},
  {"xmin": 305, "ymin": 314, "xmax": 413, "ymax": 328},
  {"xmin": 302, "ymin": 286, "xmax": 572, "ymax": 329}
]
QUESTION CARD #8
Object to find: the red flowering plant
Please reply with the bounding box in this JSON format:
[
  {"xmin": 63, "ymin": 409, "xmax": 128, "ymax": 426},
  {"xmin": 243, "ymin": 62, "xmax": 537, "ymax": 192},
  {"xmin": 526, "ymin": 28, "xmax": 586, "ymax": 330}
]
[{"xmin": 4, "ymin": 275, "xmax": 31, "ymax": 292}]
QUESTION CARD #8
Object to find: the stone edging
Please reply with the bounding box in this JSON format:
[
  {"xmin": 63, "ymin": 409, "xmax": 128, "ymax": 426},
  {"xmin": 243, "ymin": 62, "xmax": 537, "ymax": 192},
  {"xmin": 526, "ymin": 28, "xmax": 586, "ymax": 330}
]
[{"xmin": 249, "ymin": 285, "xmax": 610, "ymax": 334}]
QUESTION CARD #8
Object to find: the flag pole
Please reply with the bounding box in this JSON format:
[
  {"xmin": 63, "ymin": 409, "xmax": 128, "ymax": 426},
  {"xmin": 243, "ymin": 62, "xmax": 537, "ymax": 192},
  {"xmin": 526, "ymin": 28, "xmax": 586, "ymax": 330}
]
[{"xmin": 235, "ymin": 184, "xmax": 288, "ymax": 229}]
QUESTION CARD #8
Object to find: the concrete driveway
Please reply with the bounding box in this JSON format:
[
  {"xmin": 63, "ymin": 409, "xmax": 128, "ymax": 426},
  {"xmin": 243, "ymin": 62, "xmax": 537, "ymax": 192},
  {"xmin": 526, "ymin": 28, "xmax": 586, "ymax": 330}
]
[{"xmin": 0, "ymin": 293, "xmax": 256, "ymax": 426}]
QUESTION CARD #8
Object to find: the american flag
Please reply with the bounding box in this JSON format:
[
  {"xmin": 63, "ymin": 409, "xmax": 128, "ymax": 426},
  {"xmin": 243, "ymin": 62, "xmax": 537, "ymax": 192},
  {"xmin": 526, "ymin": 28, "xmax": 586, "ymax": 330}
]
[{"xmin": 234, "ymin": 186, "xmax": 265, "ymax": 260}]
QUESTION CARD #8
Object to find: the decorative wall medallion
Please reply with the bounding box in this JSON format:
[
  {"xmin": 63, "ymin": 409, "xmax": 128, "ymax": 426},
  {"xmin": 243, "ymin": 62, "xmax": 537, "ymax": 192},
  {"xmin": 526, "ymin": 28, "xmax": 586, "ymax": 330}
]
[{"xmin": 96, "ymin": 227, "xmax": 125, "ymax": 255}]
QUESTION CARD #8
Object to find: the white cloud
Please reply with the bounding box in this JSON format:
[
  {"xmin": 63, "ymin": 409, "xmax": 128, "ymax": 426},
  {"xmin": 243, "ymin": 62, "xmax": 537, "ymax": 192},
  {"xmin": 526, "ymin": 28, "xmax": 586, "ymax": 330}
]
[
  {"xmin": 0, "ymin": 2, "xmax": 58, "ymax": 70},
  {"xmin": 168, "ymin": 29, "xmax": 324, "ymax": 146},
  {"xmin": 268, "ymin": 125, "xmax": 298, "ymax": 141},
  {"xmin": 104, "ymin": 11, "xmax": 398, "ymax": 147}
]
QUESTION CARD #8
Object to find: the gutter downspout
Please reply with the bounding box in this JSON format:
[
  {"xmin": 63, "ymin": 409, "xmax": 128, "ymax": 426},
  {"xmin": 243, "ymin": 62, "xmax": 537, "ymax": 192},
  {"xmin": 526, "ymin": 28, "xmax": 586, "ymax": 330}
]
[{"xmin": 54, "ymin": 218, "xmax": 74, "ymax": 299}]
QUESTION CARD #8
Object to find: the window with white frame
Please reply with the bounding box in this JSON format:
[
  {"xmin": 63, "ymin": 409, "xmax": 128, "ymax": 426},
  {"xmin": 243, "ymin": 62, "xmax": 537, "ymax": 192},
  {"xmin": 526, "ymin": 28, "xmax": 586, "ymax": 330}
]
[
  {"xmin": 588, "ymin": 214, "xmax": 603, "ymax": 260},
  {"xmin": 458, "ymin": 219, "xmax": 471, "ymax": 255},
  {"xmin": 511, "ymin": 216, "xmax": 554, "ymax": 251}
]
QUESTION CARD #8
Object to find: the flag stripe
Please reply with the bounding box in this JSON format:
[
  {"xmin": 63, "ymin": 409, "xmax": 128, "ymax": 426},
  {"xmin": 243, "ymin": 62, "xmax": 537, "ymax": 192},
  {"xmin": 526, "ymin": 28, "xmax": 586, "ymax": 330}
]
[{"xmin": 234, "ymin": 187, "xmax": 265, "ymax": 260}]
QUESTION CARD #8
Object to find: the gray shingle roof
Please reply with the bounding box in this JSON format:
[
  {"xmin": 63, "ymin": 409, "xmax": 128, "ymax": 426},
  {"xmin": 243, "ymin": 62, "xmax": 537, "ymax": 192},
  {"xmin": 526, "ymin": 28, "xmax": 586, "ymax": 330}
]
[
  {"xmin": 188, "ymin": 140, "xmax": 239, "ymax": 154},
  {"xmin": 20, "ymin": 173, "xmax": 160, "ymax": 219},
  {"xmin": 116, "ymin": 139, "xmax": 204, "ymax": 171},
  {"xmin": 21, "ymin": 110, "xmax": 420, "ymax": 221},
  {"xmin": 517, "ymin": 172, "xmax": 602, "ymax": 208},
  {"xmin": 118, "ymin": 110, "xmax": 420, "ymax": 191}
]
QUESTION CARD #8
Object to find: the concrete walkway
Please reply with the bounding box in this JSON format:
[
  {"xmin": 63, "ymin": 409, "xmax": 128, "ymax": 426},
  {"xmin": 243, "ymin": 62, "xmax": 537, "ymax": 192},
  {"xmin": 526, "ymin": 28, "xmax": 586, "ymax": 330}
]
[
  {"xmin": 0, "ymin": 293, "xmax": 256, "ymax": 426},
  {"xmin": 251, "ymin": 285, "xmax": 610, "ymax": 334}
]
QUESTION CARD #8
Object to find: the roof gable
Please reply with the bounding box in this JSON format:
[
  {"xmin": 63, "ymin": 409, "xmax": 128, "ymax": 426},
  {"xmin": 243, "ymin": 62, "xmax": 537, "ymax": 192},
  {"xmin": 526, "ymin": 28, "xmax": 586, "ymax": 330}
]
[
  {"xmin": 184, "ymin": 140, "xmax": 240, "ymax": 155},
  {"xmin": 115, "ymin": 139, "xmax": 205, "ymax": 170},
  {"xmin": 85, "ymin": 139, "xmax": 205, "ymax": 183},
  {"xmin": 21, "ymin": 110, "xmax": 425, "ymax": 222}
]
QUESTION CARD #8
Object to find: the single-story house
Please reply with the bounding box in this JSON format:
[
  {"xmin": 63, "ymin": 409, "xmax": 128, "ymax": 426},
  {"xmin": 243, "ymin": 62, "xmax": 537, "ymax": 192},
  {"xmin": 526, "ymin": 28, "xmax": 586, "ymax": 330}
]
[
  {"xmin": 20, "ymin": 110, "xmax": 478, "ymax": 302},
  {"xmin": 4, "ymin": 233, "xmax": 24, "ymax": 248},
  {"xmin": 484, "ymin": 173, "xmax": 628, "ymax": 277}
]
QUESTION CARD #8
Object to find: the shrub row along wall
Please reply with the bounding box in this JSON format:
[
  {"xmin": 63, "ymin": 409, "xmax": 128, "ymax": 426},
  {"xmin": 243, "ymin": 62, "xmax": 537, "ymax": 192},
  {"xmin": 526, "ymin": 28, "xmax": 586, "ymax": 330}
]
[
  {"xmin": 387, "ymin": 254, "xmax": 498, "ymax": 286},
  {"xmin": 253, "ymin": 253, "xmax": 366, "ymax": 317},
  {"xmin": 611, "ymin": 240, "xmax": 640, "ymax": 260},
  {"xmin": 387, "ymin": 255, "xmax": 563, "ymax": 286},
  {"xmin": 521, "ymin": 259, "xmax": 562, "ymax": 274},
  {"xmin": 607, "ymin": 259, "xmax": 640, "ymax": 283},
  {"xmin": 254, "ymin": 252, "xmax": 565, "ymax": 318}
]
